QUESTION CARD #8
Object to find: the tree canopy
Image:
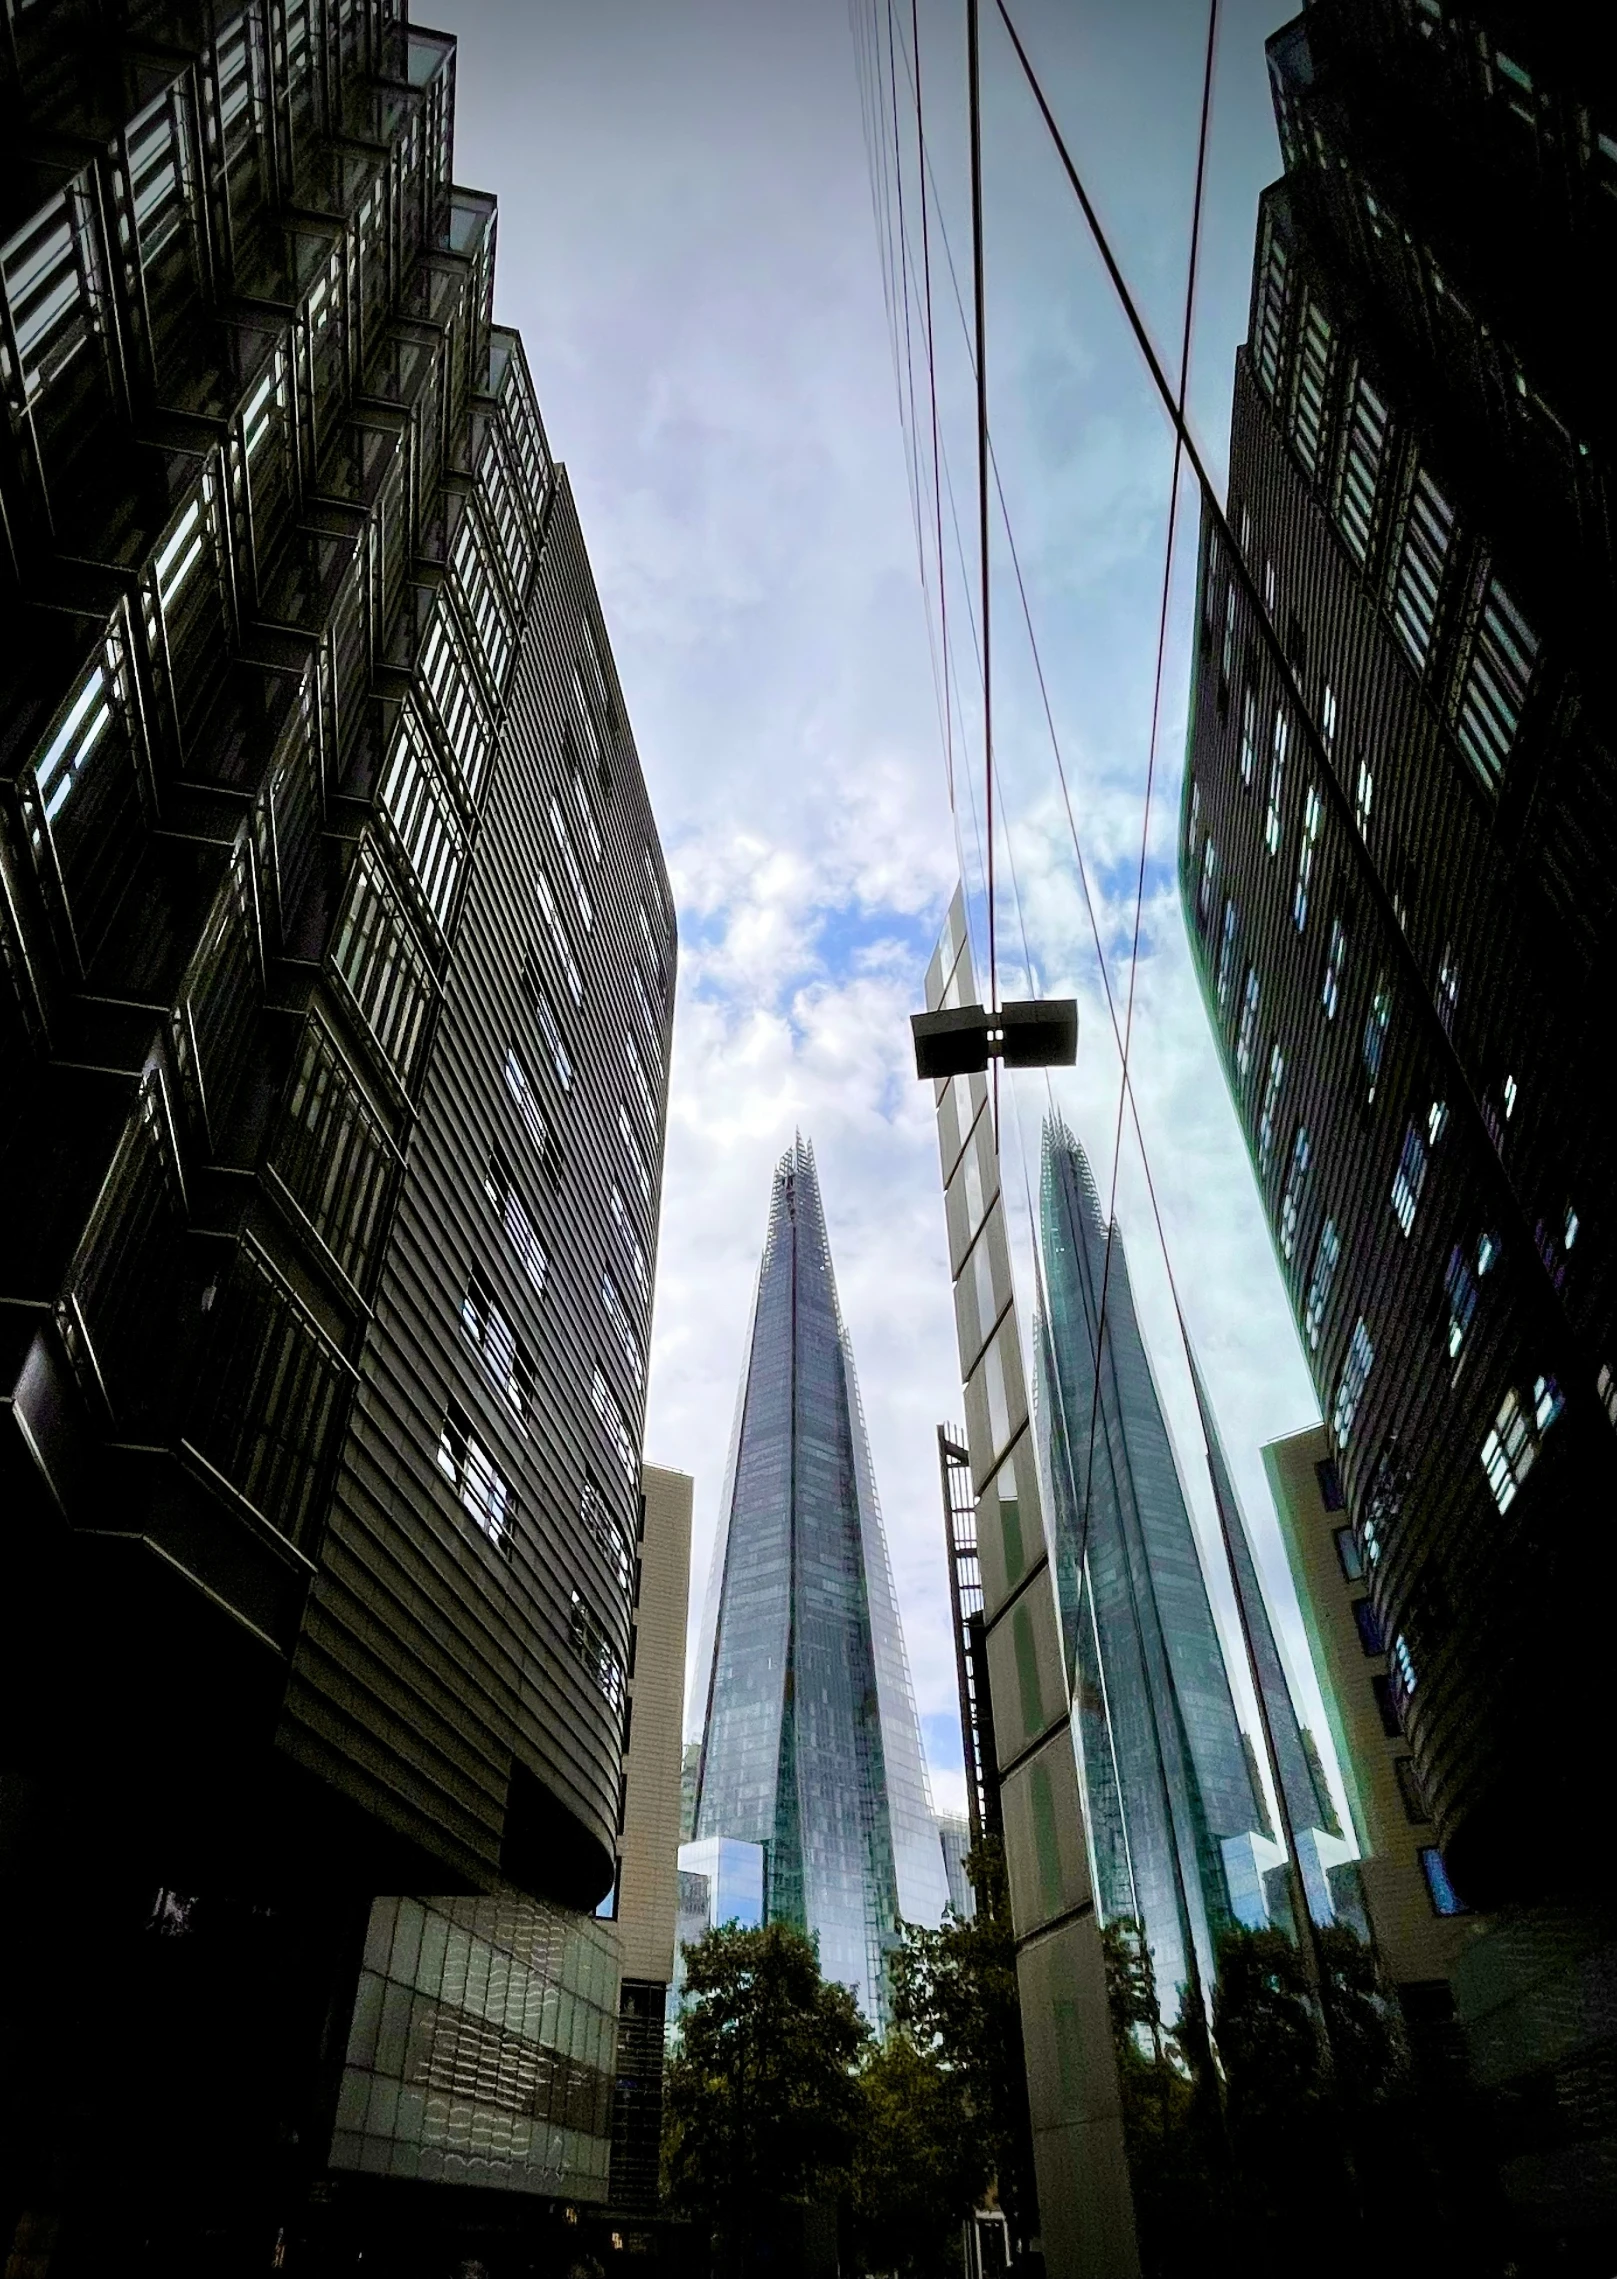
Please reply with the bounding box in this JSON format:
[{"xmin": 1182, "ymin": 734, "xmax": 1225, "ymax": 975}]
[{"xmin": 662, "ymin": 1920, "xmax": 869, "ymax": 2253}]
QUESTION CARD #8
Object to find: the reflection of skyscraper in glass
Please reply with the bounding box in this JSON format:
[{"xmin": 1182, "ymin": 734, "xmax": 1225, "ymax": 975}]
[
  {"xmin": 692, "ymin": 1138, "xmax": 949, "ymax": 2024},
  {"xmin": 1194, "ymin": 1355, "xmax": 1346, "ymax": 1932},
  {"xmin": 1036, "ymin": 1119, "xmax": 1267, "ymax": 2012}
]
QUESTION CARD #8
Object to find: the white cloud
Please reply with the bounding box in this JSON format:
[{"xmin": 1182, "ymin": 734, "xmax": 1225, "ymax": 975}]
[{"xmin": 436, "ymin": 0, "xmax": 1339, "ymax": 1826}]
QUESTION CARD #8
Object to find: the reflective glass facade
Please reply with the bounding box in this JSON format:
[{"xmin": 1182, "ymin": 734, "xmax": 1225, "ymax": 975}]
[
  {"xmin": 331, "ymin": 1890, "xmax": 618, "ymax": 2198},
  {"xmin": 692, "ymin": 1140, "xmax": 948, "ymax": 2023},
  {"xmin": 1179, "ymin": 6, "xmax": 1615, "ymax": 1907},
  {"xmin": 1036, "ymin": 1120, "xmax": 1266, "ymax": 2011}
]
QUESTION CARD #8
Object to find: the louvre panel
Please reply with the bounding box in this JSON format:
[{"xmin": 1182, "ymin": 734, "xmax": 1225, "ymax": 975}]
[{"xmin": 271, "ymin": 1021, "xmax": 397, "ymax": 1285}]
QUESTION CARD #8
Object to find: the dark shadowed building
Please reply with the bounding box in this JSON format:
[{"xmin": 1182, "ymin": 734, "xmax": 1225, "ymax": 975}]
[{"xmin": 0, "ymin": 2, "xmax": 672, "ymax": 2261}]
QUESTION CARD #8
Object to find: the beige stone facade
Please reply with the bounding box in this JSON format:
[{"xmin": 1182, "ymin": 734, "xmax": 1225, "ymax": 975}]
[
  {"xmin": 615, "ymin": 1464, "xmax": 693, "ymax": 1985},
  {"xmin": 1264, "ymin": 1426, "xmax": 1483, "ymax": 1988}
]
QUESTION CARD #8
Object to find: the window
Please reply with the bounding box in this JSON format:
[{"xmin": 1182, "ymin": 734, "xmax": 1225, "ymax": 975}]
[
  {"xmin": 1477, "ymin": 1230, "xmax": 1501, "ymax": 1276},
  {"xmin": 581, "ymin": 1474, "xmax": 632, "ymax": 1595},
  {"xmin": 1280, "ymin": 1126, "xmax": 1311, "ymax": 1259},
  {"xmin": 1322, "ymin": 916, "xmax": 1347, "ymax": 1018},
  {"xmin": 632, "ymin": 967, "xmax": 663, "ymax": 1066},
  {"xmin": 462, "ymin": 1266, "xmax": 535, "ymax": 1419},
  {"xmin": 271, "ymin": 1023, "xmax": 394, "ymax": 1285},
  {"xmin": 1253, "ymin": 218, "xmax": 1290, "ymax": 398},
  {"xmin": 1362, "ymin": 976, "xmax": 1390, "ymax": 1094},
  {"xmin": 1264, "ymin": 713, "xmax": 1287, "ymax": 855},
  {"xmin": 1598, "ymin": 1364, "xmax": 1617, "ymax": 1431},
  {"xmin": 1290, "ymin": 296, "xmax": 1334, "ymax": 476},
  {"xmin": 1420, "ymin": 1849, "xmax": 1469, "ymax": 1918},
  {"xmin": 1198, "ymin": 837, "xmax": 1217, "ymax": 924},
  {"xmin": 503, "ymin": 1044, "xmax": 546, "ymax": 1156},
  {"xmin": 331, "ymin": 843, "xmax": 435, "ymax": 1087},
  {"xmin": 1391, "ymin": 1123, "xmax": 1427, "ymax": 1236},
  {"xmin": 1336, "ymin": 368, "xmax": 1389, "ymax": 566},
  {"xmin": 611, "ymin": 1184, "xmax": 649, "ymax": 1295},
  {"xmin": 1257, "ymin": 1045, "xmax": 1285, "ymax": 1173},
  {"xmin": 1316, "ymin": 1457, "xmax": 1346, "ymax": 1513},
  {"xmin": 567, "ymin": 732, "xmax": 603, "ymax": 859},
  {"xmin": 1534, "ymin": 1374, "xmax": 1563, "ymax": 1432},
  {"xmin": 1390, "ymin": 464, "xmax": 1455, "ymax": 676},
  {"xmin": 1320, "ymin": 683, "xmax": 1338, "ymax": 751},
  {"xmin": 1391, "ymin": 1632, "xmax": 1417, "ymax": 1701},
  {"xmin": 379, "ymin": 708, "xmax": 466, "ymax": 933},
  {"xmin": 1371, "ymin": 1675, "xmax": 1402, "ymax": 1738},
  {"xmin": 450, "ymin": 510, "xmax": 514, "ymax": 695},
  {"xmin": 1563, "ymin": 1205, "xmax": 1579, "ymax": 1252},
  {"xmin": 1445, "ymin": 1246, "xmax": 1477, "ymax": 1365},
  {"xmin": 569, "ymin": 1589, "xmax": 625, "ymax": 1713},
  {"xmin": 1503, "ymin": 1072, "xmax": 1518, "ymax": 1121},
  {"xmin": 1395, "ymin": 1757, "xmax": 1429, "ymax": 1825},
  {"xmin": 1333, "ymin": 1317, "xmax": 1375, "ymax": 1444},
  {"xmin": 1454, "ymin": 572, "xmax": 1537, "ymax": 789},
  {"xmin": 535, "ymin": 869, "xmax": 583, "ymax": 1003},
  {"xmin": 1293, "ymin": 783, "xmax": 1322, "ymax": 930},
  {"xmin": 1352, "ymin": 1597, "xmax": 1384, "ymax": 1656},
  {"xmin": 592, "ymin": 1365, "xmax": 636, "ymax": 1480},
  {"xmin": 436, "ymin": 1400, "xmax": 514, "ymax": 1552},
  {"xmin": 1236, "ymin": 967, "xmax": 1260, "ymax": 1079},
  {"xmin": 602, "ymin": 1272, "xmax": 644, "ymax": 1390},
  {"xmin": 485, "ymin": 1149, "xmax": 546, "ymax": 1294},
  {"xmin": 626, "ymin": 1031, "xmax": 658, "ymax": 1129},
  {"xmin": 1354, "ymin": 761, "xmax": 1373, "ymax": 832},
  {"xmin": 419, "ymin": 605, "xmax": 491, "ymax": 806},
  {"xmin": 1427, "ymin": 1099, "xmax": 1449, "ymax": 1146},
  {"xmin": 619, "ymin": 1104, "xmax": 652, "ymax": 1203},
  {"xmin": 1210, "ymin": 901, "xmax": 1238, "ymax": 1011},
  {"xmin": 1240, "ymin": 687, "xmax": 1259, "ymax": 788},
  {"xmin": 549, "ymin": 794, "xmax": 593, "ymax": 929},
  {"xmin": 1437, "ymin": 945, "xmax": 1459, "ymax": 1031},
  {"xmin": 1334, "ymin": 1526, "xmax": 1362, "ymax": 1581},
  {"xmin": 1304, "ymin": 1218, "xmax": 1341, "ymax": 1349},
  {"xmin": 520, "ymin": 950, "xmax": 573, "ymax": 1090},
  {"xmin": 1481, "ymin": 1388, "xmax": 1534, "ymax": 1511}
]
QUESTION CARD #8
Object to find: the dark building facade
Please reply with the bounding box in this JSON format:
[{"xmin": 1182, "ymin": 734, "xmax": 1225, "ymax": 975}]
[
  {"xmin": 1, "ymin": 0, "xmax": 672, "ymax": 2263},
  {"xmin": 1180, "ymin": 3, "xmax": 1616, "ymax": 1914}
]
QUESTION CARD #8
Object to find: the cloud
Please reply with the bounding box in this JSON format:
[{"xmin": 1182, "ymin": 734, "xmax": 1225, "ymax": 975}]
[{"xmin": 436, "ymin": 0, "xmax": 1339, "ymax": 1828}]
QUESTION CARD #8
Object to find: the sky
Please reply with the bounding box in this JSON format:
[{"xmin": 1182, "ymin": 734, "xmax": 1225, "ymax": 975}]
[{"xmin": 429, "ymin": 0, "xmax": 1335, "ymax": 1827}]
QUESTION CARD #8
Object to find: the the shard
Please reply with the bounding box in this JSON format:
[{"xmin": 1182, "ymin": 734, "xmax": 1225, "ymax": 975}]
[
  {"xmin": 691, "ymin": 1138, "xmax": 949, "ymax": 2024},
  {"xmin": 1035, "ymin": 1118, "xmax": 1269, "ymax": 2014}
]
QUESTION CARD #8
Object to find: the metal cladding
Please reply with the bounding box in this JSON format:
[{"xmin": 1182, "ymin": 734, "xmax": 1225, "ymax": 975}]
[
  {"xmin": 1035, "ymin": 1120, "xmax": 1269, "ymax": 2006},
  {"xmin": 1179, "ymin": 5, "xmax": 1615, "ymax": 1907},
  {"xmin": 0, "ymin": 0, "xmax": 672, "ymax": 1911},
  {"xmin": 691, "ymin": 1137, "xmax": 949, "ymax": 2026}
]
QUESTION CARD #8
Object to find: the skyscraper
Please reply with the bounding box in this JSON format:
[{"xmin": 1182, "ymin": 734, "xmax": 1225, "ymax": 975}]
[
  {"xmin": 1196, "ymin": 1365, "xmax": 1345, "ymax": 1932},
  {"xmin": 692, "ymin": 1137, "xmax": 948, "ymax": 2024},
  {"xmin": 1036, "ymin": 1120, "xmax": 1269, "ymax": 2009},
  {"xmin": 1178, "ymin": 6, "xmax": 1614, "ymax": 1908},
  {"xmin": 1, "ymin": 2, "xmax": 672, "ymax": 2258}
]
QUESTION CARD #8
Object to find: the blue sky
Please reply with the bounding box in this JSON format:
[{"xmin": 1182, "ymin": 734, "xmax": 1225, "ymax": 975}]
[{"xmin": 431, "ymin": 0, "xmax": 1333, "ymax": 1823}]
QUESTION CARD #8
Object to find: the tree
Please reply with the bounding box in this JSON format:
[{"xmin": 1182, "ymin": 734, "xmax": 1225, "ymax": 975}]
[
  {"xmin": 851, "ymin": 2034, "xmax": 984, "ymax": 2278},
  {"xmin": 884, "ymin": 1841, "xmax": 1037, "ymax": 2260},
  {"xmin": 662, "ymin": 1921, "xmax": 869, "ymax": 2267}
]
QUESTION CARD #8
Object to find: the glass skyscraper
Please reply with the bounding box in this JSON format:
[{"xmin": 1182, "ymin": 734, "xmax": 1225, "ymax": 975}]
[
  {"xmin": 692, "ymin": 1138, "xmax": 948, "ymax": 2024},
  {"xmin": 1036, "ymin": 1119, "xmax": 1268, "ymax": 2013}
]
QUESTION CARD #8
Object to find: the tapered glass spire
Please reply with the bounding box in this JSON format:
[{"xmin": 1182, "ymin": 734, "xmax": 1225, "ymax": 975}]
[
  {"xmin": 1036, "ymin": 1118, "xmax": 1267, "ymax": 2012},
  {"xmin": 692, "ymin": 1138, "xmax": 948, "ymax": 2023}
]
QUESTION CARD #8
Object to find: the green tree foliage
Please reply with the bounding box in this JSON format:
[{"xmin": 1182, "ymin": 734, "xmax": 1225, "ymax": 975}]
[
  {"xmin": 851, "ymin": 2034, "xmax": 984, "ymax": 2277},
  {"xmin": 884, "ymin": 1837, "xmax": 1033, "ymax": 2239},
  {"xmin": 662, "ymin": 1921, "xmax": 869, "ymax": 2261}
]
